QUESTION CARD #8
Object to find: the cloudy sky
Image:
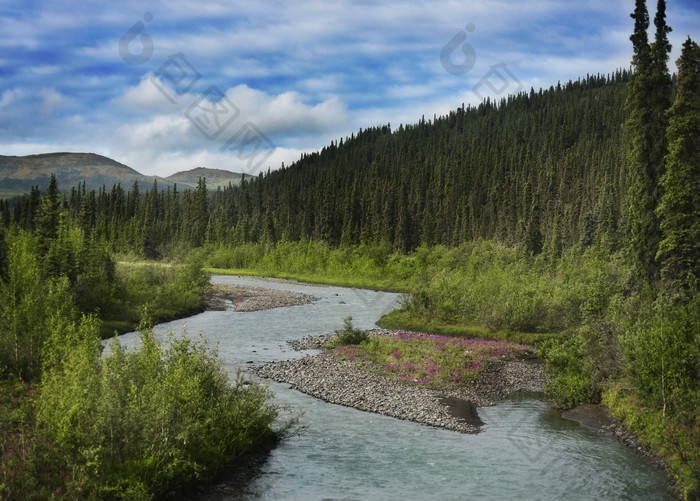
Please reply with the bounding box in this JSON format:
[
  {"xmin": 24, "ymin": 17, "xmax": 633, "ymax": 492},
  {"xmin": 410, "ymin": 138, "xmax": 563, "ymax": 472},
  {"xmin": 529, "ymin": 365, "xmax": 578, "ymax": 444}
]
[{"xmin": 1, "ymin": 0, "xmax": 698, "ymax": 177}]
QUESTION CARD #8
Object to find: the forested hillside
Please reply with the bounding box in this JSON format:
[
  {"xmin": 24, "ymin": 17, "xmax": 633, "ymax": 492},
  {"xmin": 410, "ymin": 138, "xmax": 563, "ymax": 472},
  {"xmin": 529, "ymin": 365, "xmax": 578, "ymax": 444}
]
[{"xmin": 1, "ymin": 71, "xmax": 630, "ymax": 257}]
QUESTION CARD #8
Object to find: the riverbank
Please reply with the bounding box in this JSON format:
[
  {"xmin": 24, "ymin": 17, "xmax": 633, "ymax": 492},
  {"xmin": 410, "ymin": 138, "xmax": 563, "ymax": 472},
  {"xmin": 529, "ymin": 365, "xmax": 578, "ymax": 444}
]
[{"xmin": 252, "ymin": 330, "xmax": 547, "ymax": 434}]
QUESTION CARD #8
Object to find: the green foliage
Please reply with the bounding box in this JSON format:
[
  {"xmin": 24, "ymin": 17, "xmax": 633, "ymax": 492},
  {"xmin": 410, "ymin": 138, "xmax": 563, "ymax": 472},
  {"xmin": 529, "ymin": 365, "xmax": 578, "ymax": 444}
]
[
  {"xmin": 109, "ymin": 257, "xmax": 208, "ymax": 335},
  {"xmin": 656, "ymin": 37, "xmax": 700, "ymax": 294},
  {"xmin": 0, "ymin": 379, "xmax": 65, "ymax": 500},
  {"xmin": 331, "ymin": 316, "xmax": 368, "ymax": 346},
  {"xmin": 604, "ymin": 384, "xmax": 700, "ymax": 500},
  {"xmin": 38, "ymin": 320, "xmax": 281, "ymax": 499},
  {"xmin": 0, "ymin": 229, "xmax": 77, "ymax": 379},
  {"xmin": 404, "ymin": 242, "xmax": 626, "ymax": 335},
  {"xmin": 206, "ymin": 240, "xmax": 415, "ymax": 291},
  {"xmin": 620, "ymin": 294, "xmax": 700, "ymax": 418},
  {"xmin": 541, "ymin": 335, "xmax": 600, "ymax": 409}
]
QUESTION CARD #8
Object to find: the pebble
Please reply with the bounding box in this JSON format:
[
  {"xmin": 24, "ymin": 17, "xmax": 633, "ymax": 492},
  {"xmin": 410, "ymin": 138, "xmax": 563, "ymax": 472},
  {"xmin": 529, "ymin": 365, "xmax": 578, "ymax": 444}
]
[
  {"xmin": 204, "ymin": 284, "xmax": 317, "ymax": 312},
  {"xmin": 251, "ymin": 331, "xmax": 549, "ymax": 434}
]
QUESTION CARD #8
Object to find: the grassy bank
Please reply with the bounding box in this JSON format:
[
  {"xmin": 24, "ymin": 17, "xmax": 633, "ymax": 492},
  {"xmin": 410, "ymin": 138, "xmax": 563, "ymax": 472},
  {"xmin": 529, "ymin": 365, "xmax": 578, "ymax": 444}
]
[{"xmin": 100, "ymin": 260, "xmax": 209, "ymax": 338}]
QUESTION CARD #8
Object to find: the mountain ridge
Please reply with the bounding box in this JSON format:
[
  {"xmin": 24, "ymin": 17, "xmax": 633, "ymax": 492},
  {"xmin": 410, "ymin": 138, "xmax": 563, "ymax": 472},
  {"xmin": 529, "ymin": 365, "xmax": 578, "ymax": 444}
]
[{"xmin": 0, "ymin": 152, "xmax": 242, "ymax": 193}]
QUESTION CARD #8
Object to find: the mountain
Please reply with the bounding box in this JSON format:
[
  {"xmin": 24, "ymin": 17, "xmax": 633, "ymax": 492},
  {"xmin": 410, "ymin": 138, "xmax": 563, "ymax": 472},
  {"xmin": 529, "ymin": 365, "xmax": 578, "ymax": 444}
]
[
  {"xmin": 165, "ymin": 167, "xmax": 242, "ymax": 190},
  {"xmin": 0, "ymin": 152, "xmax": 241, "ymax": 194},
  {"xmin": 0, "ymin": 152, "xmax": 155, "ymax": 192}
]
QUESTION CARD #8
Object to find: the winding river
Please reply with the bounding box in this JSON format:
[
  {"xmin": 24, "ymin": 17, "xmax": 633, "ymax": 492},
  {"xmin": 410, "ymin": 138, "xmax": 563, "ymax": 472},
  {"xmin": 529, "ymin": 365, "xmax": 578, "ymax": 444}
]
[{"xmin": 118, "ymin": 276, "xmax": 671, "ymax": 500}]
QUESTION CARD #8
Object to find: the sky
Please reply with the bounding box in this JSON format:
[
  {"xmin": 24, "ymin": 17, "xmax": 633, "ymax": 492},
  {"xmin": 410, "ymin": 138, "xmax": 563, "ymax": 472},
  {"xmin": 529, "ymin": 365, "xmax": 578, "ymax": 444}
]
[{"xmin": 1, "ymin": 0, "xmax": 699, "ymax": 177}]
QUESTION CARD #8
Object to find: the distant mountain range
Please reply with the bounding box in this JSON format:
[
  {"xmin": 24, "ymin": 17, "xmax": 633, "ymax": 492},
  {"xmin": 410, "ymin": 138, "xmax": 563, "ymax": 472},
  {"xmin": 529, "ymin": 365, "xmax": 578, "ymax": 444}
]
[{"xmin": 0, "ymin": 152, "xmax": 243, "ymax": 195}]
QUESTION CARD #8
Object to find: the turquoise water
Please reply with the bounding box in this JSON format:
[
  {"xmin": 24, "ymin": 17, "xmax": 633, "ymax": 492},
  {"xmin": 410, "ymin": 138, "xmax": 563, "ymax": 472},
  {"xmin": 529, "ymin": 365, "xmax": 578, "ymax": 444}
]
[{"xmin": 117, "ymin": 276, "xmax": 671, "ymax": 500}]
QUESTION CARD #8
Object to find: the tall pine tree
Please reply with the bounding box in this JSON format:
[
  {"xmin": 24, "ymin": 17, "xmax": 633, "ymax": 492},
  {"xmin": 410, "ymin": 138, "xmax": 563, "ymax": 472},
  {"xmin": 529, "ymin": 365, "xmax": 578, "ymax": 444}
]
[
  {"xmin": 624, "ymin": 0, "xmax": 671, "ymax": 281},
  {"xmin": 35, "ymin": 173, "xmax": 61, "ymax": 260},
  {"xmin": 656, "ymin": 38, "xmax": 700, "ymax": 293}
]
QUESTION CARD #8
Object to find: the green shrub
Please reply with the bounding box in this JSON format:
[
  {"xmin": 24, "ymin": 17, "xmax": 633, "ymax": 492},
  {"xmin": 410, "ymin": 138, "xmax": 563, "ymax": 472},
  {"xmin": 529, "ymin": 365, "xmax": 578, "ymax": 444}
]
[
  {"xmin": 541, "ymin": 335, "xmax": 600, "ymax": 409},
  {"xmin": 38, "ymin": 317, "xmax": 282, "ymax": 499},
  {"xmin": 604, "ymin": 384, "xmax": 700, "ymax": 500},
  {"xmin": 332, "ymin": 316, "xmax": 368, "ymax": 346},
  {"xmin": 620, "ymin": 294, "xmax": 700, "ymax": 418}
]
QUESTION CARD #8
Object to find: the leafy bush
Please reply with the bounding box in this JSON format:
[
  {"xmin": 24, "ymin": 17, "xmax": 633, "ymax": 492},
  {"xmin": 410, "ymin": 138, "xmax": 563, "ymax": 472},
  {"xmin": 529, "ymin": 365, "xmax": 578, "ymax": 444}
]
[
  {"xmin": 331, "ymin": 316, "xmax": 368, "ymax": 346},
  {"xmin": 0, "ymin": 229, "xmax": 78, "ymax": 379},
  {"xmin": 38, "ymin": 317, "xmax": 282, "ymax": 499},
  {"xmin": 604, "ymin": 384, "xmax": 700, "ymax": 500},
  {"xmin": 541, "ymin": 335, "xmax": 600, "ymax": 409},
  {"xmin": 112, "ymin": 257, "xmax": 208, "ymax": 331},
  {"xmin": 620, "ymin": 294, "xmax": 700, "ymax": 418}
]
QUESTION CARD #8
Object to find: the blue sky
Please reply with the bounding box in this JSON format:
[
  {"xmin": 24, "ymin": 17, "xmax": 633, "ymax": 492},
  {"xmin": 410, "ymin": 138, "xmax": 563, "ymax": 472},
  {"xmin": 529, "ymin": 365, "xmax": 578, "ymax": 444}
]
[{"xmin": 1, "ymin": 0, "xmax": 698, "ymax": 177}]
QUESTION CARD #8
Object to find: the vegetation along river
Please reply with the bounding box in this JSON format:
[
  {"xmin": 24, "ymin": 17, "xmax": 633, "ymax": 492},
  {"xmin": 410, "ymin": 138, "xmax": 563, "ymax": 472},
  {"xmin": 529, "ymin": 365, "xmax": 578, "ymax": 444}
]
[{"xmin": 118, "ymin": 276, "xmax": 671, "ymax": 500}]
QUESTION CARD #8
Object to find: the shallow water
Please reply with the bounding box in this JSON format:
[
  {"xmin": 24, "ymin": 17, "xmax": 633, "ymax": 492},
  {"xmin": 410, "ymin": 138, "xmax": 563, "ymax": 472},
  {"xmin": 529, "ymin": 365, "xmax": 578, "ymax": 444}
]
[{"xmin": 117, "ymin": 276, "xmax": 671, "ymax": 500}]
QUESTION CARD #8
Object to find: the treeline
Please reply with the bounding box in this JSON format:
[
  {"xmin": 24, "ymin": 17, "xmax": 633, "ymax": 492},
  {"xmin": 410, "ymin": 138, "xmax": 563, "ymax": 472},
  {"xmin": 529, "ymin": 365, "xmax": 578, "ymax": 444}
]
[{"xmin": 2, "ymin": 71, "xmax": 630, "ymax": 257}]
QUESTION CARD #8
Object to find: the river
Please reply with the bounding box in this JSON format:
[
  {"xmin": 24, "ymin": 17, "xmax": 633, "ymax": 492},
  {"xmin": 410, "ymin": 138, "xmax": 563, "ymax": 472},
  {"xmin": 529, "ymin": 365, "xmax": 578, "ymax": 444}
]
[{"xmin": 118, "ymin": 275, "xmax": 671, "ymax": 500}]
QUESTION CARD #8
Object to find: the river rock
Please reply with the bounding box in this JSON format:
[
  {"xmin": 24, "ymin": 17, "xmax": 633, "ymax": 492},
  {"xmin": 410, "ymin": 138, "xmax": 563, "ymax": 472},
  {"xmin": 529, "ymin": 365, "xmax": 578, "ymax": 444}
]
[{"xmin": 251, "ymin": 331, "xmax": 549, "ymax": 434}]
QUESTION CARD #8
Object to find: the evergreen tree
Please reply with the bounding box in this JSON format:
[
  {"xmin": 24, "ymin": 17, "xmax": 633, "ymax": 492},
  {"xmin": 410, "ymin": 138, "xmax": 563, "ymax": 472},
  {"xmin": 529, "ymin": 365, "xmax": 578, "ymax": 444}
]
[
  {"xmin": 624, "ymin": 0, "xmax": 670, "ymax": 281},
  {"xmin": 35, "ymin": 173, "xmax": 61, "ymax": 261},
  {"xmin": 656, "ymin": 38, "xmax": 700, "ymax": 293}
]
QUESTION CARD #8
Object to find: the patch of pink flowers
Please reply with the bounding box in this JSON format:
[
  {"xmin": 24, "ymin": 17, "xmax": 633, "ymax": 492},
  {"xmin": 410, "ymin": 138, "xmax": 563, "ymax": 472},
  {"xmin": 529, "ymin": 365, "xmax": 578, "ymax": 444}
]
[
  {"xmin": 392, "ymin": 331, "xmax": 528, "ymax": 355},
  {"xmin": 334, "ymin": 331, "xmax": 529, "ymax": 387}
]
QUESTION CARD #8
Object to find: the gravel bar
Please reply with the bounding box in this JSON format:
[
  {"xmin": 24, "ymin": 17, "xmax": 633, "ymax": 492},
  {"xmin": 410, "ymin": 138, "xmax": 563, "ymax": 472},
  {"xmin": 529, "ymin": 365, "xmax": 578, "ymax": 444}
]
[
  {"xmin": 205, "ymin": 284, "xmax": 317, "ymax": 312},
  {"xmin": 252, "ymin": 331, "xmax": 548, "ymax": 434}
]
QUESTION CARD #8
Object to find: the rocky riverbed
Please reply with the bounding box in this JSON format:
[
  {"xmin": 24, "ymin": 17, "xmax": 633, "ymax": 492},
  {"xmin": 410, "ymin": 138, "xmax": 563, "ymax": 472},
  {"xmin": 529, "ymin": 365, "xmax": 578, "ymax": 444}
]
[
  {"xmin": 204, "ymin": 283, "xmax": 317, "ymax": 312},
  {"xmin": 252, "ymin": 330, "xmax": 548, "ymax": 434}
]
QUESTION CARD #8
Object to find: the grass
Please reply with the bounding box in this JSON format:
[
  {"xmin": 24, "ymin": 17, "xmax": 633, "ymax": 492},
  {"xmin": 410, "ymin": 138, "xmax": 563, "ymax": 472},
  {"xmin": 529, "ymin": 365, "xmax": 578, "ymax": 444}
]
[
  {"xmin": 378, "ymin": 309, "xmax": 565, "ymax": 346},
  {"xmin": 0, "ymin": 189, "xmax": 28, "ymax": 199},
  {"xmin": 333, "ymin": 331, "xmax": 531, "ymax": 388},
  {"xmin": 204, "ymin": 266, "xmax": 407, "ymax": 292}
]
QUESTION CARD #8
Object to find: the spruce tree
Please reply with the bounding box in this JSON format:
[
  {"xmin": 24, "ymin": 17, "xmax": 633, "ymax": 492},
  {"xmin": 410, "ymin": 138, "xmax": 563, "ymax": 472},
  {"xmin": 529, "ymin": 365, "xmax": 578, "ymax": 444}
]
[
  {"xmin": 656, "ymin": 38, "xmax": 700, "ymax": 293},
  {"xmin": 624, "ymin": 0, "xmax": 671, "ymax": 280},
  {"xmin": 35, "ymin": 173, "xmax": 61, "ymax": 259}
]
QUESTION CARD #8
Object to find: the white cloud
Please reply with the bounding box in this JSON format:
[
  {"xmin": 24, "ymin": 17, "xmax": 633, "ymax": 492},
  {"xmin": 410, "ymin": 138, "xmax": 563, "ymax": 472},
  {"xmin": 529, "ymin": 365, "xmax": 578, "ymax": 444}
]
[
  {"xmin": 224, "ymin": 86, "xmax": 348, "ymax": 137},
  {"xmin": 105, "ymin": 81, "xmax": 349, "ymax": 176},
  {"xmin": 38, "ymin": 88, "xmax": 65, "ymax": 116},
  {"xmin": 0, "ymin": 90, "xmax": 18, "ymax": 108},
  {"xmin": 112, "ymin": 73, "xmax": 180, "ymax": 114},
  {"xmin": 29, "ymin": 65, "xmax": 61, "ymax": 76}
]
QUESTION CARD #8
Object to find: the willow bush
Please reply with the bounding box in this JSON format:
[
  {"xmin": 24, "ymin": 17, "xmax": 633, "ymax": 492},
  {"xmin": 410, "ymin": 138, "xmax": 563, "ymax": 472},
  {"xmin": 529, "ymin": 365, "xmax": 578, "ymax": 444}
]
[{"xmin": 39, "ymin": 317, "xmax": 282, "ymax": 499}]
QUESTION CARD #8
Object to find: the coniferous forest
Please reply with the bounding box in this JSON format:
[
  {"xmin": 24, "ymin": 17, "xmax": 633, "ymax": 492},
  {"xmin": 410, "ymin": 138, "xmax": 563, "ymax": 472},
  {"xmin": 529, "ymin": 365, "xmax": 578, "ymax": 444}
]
[{"xmin": 1, "ymin": 0, "xmax": 699, "ymax": 498}]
